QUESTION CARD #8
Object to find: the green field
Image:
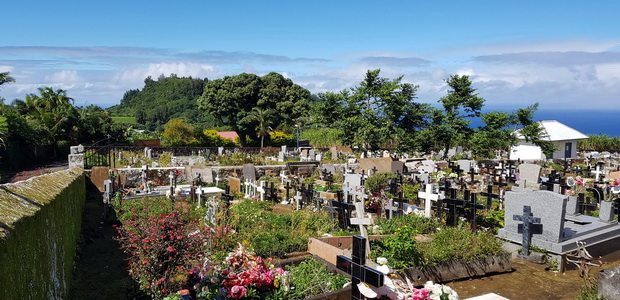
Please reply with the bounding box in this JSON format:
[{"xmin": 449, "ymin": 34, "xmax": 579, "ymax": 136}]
[{"xmin": 111, "ymin": 116, "xmax": 137, "ymax": 124}]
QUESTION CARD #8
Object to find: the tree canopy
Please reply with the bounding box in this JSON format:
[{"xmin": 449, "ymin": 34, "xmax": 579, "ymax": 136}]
[
  {"xmin": 107, "ymin": 74, "xmax": 213, "ymax": 131},
  {"xmin": 197, "ymin": 72, "xmax": 310, "ymax": 146}
]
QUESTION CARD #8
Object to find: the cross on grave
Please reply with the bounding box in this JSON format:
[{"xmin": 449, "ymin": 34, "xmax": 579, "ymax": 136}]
[
  {"xmin": 342, "ymin": 182, "xmax": 354, "ymax": 203},
  {"xmin": 383, "ymin": 198, "xmax": 400, "ymax": 219},
  {"xmin": 418, "ymin": 183, "xmax": 444, "ymax": 218},
  {"xmin": 513, "ymin": 205, "xmax": 543, "ymax": 256},
  {"xmin": 591, "ymin": 164, "xmax": 604, "ymax": 182},
  {"xmin": 463, "ymin": 190, "xmax": 484, "ymax": 230},
  {"xmin": 577, "ymin": 193, "xmax": 598, "ymax": 215},
  {"xmin": 293, "ymin": 191, "xmax": 304, "ymax": 210},
  {"xmin": 350, "ymin": 201, "xmax": 373, "ymax": 256},
  {"xmin": 442, "ymin": 189, "xmax": 468, "ymax": 227},
  {"xmin": 283, "ymin": 181, "xmax": 293, "ymax": 203},
  {"xmin": 479, "ymin": 184, "xmax": 500, "ymax": 209},
  {"xmin": 468, "ymin": 166, "xmax": 479, "ymax": 185},
  {"xmin": 266, "ymin": 182, "xmax": 278, "ymax": 202},
  {"xmin": 336, "ymin": 235, "xmax": 385, "ymax": 300}
]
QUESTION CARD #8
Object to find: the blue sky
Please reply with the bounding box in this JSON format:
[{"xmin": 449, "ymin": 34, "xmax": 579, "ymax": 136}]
[{"xmin": 1, "ymin": 1, "xmax": 620, "ymax": 111}]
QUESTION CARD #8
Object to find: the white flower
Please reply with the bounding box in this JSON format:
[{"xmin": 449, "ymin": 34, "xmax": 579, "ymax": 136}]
[{"xmin": 377, "ymin": 257, "xmax": 389, "ymax": 265}]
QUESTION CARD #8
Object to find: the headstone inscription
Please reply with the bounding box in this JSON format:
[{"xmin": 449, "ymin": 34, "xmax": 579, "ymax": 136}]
[{"xmin": 336, "ymin": 235, "xmax": 385, "ymax": 300}]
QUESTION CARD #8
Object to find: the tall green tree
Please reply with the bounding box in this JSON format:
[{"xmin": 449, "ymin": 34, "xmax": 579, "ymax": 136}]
[
  {"xmin": 197, "ymin": 72, "xmax": 310, "ymax": 146},
  {"xmin": 419, "ymin": 75, "xmax": 484, "ymax": 158},
  {"xmin": 311, "ymin": 69, "xmax": 428, "ymax": 150}
]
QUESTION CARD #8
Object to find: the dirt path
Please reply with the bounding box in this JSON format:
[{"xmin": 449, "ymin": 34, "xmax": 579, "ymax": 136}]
[
  {"xmin": 70, "ymin": 186, "xmax": 146, "ymax": 300},
  {"xmin": 449, "ymin": 258, "xmax": 611, "ymax": 300}
]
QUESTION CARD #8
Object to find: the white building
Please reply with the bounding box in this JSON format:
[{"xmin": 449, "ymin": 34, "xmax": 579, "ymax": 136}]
[{"xmin": 510, "ymin": 120, "xmax": 589, "ymax": 161}]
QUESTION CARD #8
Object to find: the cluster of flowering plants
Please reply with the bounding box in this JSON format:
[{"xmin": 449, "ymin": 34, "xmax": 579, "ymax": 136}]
[
  {"xmin": 11, "ymin": 168, "xmax": 48, "ymax": 182},
  {"xmin": 185, "ymin": 244, "xmax": 289, "ymax": 299},
  {"xmin": 114, "ymin": 197, "xmax": 212, "ymax": 298}
]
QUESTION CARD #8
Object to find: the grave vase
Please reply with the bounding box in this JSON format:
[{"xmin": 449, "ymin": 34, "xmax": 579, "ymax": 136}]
[
  {"xmin": 566, "ymin": 195, "xmax": 579, "ymax": 215},
  {"xmin": 599, "ymin": 201, "xmax": 615, "ymax": 222}
]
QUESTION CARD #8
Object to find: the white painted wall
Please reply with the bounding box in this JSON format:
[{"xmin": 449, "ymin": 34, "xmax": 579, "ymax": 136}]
[
  {"xmin": 549, "ymin": 139, "xmax": 580, "ymax": 159},
  {"xmin": 509, "ymin": 142, "xmax": 544, "ymax": 161}
]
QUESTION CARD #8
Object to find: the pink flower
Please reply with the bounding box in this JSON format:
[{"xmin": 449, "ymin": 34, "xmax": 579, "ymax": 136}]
[
  {"xmin": 227, "ymin": 285, "xmax": 248, "ymax": 299},
  {"xmin": 412, "ymin": 288, "xmax": 430, "ymax": 300}
]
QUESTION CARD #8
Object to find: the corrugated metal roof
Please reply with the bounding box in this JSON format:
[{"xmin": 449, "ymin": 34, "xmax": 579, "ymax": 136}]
[{"xmin": 514, "ymin": 120, "xmax": 589, "ymax": 141}]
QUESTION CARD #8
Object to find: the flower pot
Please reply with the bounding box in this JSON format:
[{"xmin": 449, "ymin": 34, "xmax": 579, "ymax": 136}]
[
  {"xmin": 599, "ymin": 201, "xmax": 615, "ymax": 222},
  {"xmin": 566, "ymin": 195, "xmax": 579, "ymax": 215}
]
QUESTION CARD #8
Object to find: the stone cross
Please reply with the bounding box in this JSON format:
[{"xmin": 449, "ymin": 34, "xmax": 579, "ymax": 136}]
[
  {"xmin": 418, "ymin": 183, "xmax": 444, "ymax": 217},
  {"xmin": 294, "ymin": 191, "xmax": 303, "ymax": 210},
  {"xmin": 336, "ymin": 235, "xmax": 385, "ymax": 300},
  {"xmin": 513, "ymin": 205, "xmax": 543, "ymax": 256},
  {"xmin": 592, "ymin": 165, "xmax": 603, "ymax": 182},
  {"xmin": 383, "ymin": 198, "xmax": 400, "ymax": 219},
  {"xmin": 350, "ymin": 202, "xmax": 373, "ymax": 257}
]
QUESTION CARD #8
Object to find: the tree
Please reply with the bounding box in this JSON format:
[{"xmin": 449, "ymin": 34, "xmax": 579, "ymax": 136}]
[
  {"xmin": 0, "ymin": 72, "xmax": 15, "ymax": 88},
  {"xmin": 420, "ymin": 75, "xmax": 484, "ymax": 158},
  {"xmin": 161, "ymin": 119, "xmax": 198, "ymax": 146},
  {"xmin": 197, "ymin": 72, "xmax": 310, "ymax": 146},
  {"xmin": 514, "ymin": 103, "xmax": 557, "ymax": 158},
  {"xmin": 469, "ymin": 111, "xmax": 517, "ymax": 159},
  {"xmin": 242, "ymin": 107, "xmax": 276, "ymax": 148},
  {"xmin": 342, "ymin": 69, "xmax": 429, "ymax": 150}
]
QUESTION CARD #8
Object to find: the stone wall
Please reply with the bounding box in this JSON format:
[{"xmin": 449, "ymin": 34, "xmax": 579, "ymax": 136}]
[{"xmin": 0, "ymin": 168, "xmax": 85, "ymax": 300}]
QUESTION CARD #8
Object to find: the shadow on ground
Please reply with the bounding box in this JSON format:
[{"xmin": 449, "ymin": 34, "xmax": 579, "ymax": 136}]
[{"xmin": 70, "ymin": 183, "xmax": 148, "ymax": 300}]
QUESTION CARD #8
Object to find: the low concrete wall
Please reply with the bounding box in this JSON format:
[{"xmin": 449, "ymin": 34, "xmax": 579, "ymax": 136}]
[
  {"xmin": 399, "ymin": 252, "xmax": 513, "ymax": 285},
  {"xmin": 0, "ymin": 168, "xmax": 86, "ymax": 300}
]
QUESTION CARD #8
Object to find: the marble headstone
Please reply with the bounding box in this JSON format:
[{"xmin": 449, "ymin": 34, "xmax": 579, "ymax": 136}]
[
  {"xmin": 499, "ymin": 190, "xmax": 567, "ymax": 246},
  {"xmin": 243, "ymin": 163, "xmax": 256, "ymax": 181},
  {"xmin": 516, "ymin": 163, "xmax": 542, "ymax": 190}
]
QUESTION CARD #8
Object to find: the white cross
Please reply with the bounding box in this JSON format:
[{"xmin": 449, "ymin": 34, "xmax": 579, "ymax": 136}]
[
  {"xmin": 418, "ymin": 183, "xmax": 444, "ymax": 218},
  {"xmin": 257, "ymin": 180, "xmax": 267, "ymax": 201},
  {"xmin": 294, "ymin": 192, "xmax": 303, "ymax": 210},
  {"xmin": 383, "ymin": 198, "xmax": 399, "ymax": 219},
  {"xmin": 350, "ymin": 201, "xmax": 373, "ymax": 257},
  {"xmin": 591, "ymin": 165, "xmax": 603, "ymax": 181}
]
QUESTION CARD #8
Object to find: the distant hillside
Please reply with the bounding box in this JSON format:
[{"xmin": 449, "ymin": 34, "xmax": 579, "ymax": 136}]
[{"xmin": 107, "ymin": 74, "xmax": 219, "ymax": 131}]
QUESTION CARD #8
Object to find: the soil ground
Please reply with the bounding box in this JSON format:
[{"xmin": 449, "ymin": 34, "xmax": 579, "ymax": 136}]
[{"xmin": 70, "ymin": 185, "xmax": 147, "ymax": 300}]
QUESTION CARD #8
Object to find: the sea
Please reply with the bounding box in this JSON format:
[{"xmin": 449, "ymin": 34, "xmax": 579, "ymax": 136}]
[
  {"xmin": 470, "ymin": 108, "xmax": 619, "ymax": 137},
  {"xmin": 533, "ymin": 109, "xmax": 618, "ymax": 137}
]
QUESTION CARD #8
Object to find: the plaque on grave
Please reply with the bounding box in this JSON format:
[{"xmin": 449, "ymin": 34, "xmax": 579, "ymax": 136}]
[{"xmin": 228, "ymin": 177, "xmax": 241, "ymax": 193}]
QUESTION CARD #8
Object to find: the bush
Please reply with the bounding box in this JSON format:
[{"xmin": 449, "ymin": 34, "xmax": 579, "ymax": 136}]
[
  {"xmin": 114, "ymin": 197, "xmax": 211, "ymax": 298},
  {"xmin": 268, "ymin": 257, "xmax": 349, "ymax": 300},
  {"xmin": 417, "ymin": 226, "xmax": 504, "ymax": 266}
]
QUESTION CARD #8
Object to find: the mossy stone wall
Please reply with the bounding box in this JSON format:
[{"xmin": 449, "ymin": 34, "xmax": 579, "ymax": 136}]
[{"xmin": 0, "ymin": 168, "xmax": 85, "ymax": 300}]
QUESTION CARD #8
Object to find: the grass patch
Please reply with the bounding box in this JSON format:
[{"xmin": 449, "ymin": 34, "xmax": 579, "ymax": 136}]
[{"xmin": 112, "ymin": 116, "xmax": 138, "ymax": 124}]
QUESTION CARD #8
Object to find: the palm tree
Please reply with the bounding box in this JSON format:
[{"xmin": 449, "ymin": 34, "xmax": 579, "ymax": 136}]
[
  {"xmin": 0, "ymin": 72, "xmax": 15, "ymax": 88},
  {"xmin": 245, "ymin": 107, "xmax": 276, "ymax": 148}
]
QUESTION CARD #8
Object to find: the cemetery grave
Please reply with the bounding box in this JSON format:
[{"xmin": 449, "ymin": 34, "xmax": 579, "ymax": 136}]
[{"xmin": 9, "ymin": 147, "xmax": 620, "ymax": 299}]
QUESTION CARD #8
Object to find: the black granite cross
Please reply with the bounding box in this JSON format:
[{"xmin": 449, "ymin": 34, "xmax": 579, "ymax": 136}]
[
  {"xmin": 336, "ymin": 235, "xmax": 385, "ymax": 300},
  {"xmin": 479, "ymin": 184, "xmax": 499, "ymax": 209},
  {"xmin": 513, "ymin": 205, "xmax": 542, "ymax": 256},
  {"xmin": 283, "ymin": 181, "xmax": 292, "ymax": 203}
]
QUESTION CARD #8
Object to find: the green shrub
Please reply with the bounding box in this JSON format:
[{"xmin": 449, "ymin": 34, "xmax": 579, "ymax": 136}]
[
  {"xmin": 268, "ymin": 257, "xmax": 349, "ymax": 300},
  {"xmin": 417, "ymin": 226, "xmax": 504, "ymax": 266}
]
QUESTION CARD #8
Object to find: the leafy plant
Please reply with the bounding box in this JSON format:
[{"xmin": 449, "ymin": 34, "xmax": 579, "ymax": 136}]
[{"xmin": 270, "ymin": 257, "xmax": 349, "ymax": 300}]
